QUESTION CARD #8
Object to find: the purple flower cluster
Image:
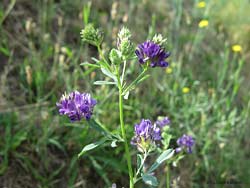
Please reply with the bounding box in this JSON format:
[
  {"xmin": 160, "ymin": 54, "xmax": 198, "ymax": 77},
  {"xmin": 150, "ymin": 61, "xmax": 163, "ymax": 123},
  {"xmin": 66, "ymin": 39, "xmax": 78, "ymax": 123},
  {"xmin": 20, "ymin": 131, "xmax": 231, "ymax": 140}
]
[
  {"xmin": 156, "ymin": 116, "xmax": 170, "ymax": 127},
  {"xmin": 135, "ymin": 41, "xmax": 170, "ymax": 68},
  {"xmin": 176, "ymin": 134, "xmax": 195, "ymax": 153},
  {"xmin": 57, "ymin": 91, "xmax": 97, "ymax": 121},
  {"xmin": 131, "ymin": 118, "xmax": 169, "ymax": 151}
]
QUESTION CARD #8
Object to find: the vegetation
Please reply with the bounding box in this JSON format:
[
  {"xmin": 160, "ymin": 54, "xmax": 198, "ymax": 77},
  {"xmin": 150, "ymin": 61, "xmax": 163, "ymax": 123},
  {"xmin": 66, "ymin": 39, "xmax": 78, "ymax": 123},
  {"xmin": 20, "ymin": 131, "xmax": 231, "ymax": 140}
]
[{"xmin": 0, "ymin": 0, "xmax": 249, "ymax": 187}]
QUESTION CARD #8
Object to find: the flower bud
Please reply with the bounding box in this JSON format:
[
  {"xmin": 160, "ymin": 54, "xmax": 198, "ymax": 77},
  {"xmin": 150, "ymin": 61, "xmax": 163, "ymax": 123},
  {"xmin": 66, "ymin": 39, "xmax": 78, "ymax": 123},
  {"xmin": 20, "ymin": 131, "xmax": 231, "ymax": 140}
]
[
  {"xmin": 117, "ymin": 27, "xmax": 134, "ymax": 58},
  {"xmin": 109, "ymin": 48, "xmax": 122, "ymax": 65},
  {"xmin": 119, "ymin": 39, "xmax": 135, "ymax": 58},
  {"xmin": 152, "ymin": 34, "xmax": 168, "ymax": 48},
  {"xmin": 80, "ymin": 24, "xmax": 103, "ymax": 46},
  {"xmin": 118, "ymin": 27, "xmax": 131, "ymax": 41}
]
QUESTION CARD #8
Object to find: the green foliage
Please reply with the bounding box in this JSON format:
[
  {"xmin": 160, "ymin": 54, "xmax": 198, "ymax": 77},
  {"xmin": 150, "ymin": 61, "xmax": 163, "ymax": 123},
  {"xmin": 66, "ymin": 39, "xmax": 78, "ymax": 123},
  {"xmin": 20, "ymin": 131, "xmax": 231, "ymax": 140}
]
[
  {"xmin": 0, "ymin": 0, "xmax": 249, "ymax": 187},
  {"xmin": 109, "ymin": 48, "xmax": 122, "ymax": 65},
  {"xmin": 148, "ymin": 149, "xmax": 174, "ymax": 173}
]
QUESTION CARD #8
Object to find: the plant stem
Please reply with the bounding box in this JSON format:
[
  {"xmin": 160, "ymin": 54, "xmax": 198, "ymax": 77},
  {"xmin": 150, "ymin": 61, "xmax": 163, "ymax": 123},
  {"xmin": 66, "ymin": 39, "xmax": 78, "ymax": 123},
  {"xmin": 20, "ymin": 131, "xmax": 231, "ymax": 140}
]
[
  {"xmin": 119, "ymin": 88, "xmax": 134, "ymax": 188},
  {"xmin": 97, "ymin": 45, "xmax": 111, "ymax": 70},
  {"xmin": 166, "ymin": 163, "xmax": 170, "ymax": 188},
  {"xmin": 121, "ymin": 60, "xmax": 127, "ymax": 85}
]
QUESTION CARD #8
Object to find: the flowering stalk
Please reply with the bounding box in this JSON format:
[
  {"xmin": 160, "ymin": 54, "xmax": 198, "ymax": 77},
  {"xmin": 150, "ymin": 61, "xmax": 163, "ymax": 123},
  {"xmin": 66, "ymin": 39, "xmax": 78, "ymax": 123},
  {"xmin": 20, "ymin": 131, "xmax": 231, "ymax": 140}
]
[
  {"xmin": 116, "ymin": 65, "xmax": 134, "ymax": 188},
  {"xmin": 119, "ymin": 87, "xmax": 134, "ymax": 188},
  {"xmin": 71, "ymin": 25, "xmax": 194, "ymax": 187}
]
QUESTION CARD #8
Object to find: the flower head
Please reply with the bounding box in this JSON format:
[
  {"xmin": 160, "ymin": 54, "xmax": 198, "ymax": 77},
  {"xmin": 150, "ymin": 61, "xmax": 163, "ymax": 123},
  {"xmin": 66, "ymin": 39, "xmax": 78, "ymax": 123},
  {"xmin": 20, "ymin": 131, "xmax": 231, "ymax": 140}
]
[
  {"xmin": 198, "ymin": 20, "xmax": 209, "ymax": 28},
  {"xmin": 131, "ymin": 119, "xmax": 162, "ymax": 151},
  {"xmin": 197, "ymin": 1, "xmax": 206, "ymax": 8},
  {"xmin": 156, "ymin": 116, "xmax": 171, "ymax": 127},
  {"xmin": 176, "ymin": 134, "xmax": 195, "ymax": 153},
  {"xmin": 232, "ymin": 45, "xmax": 242, "ymax": 53},
  {"xmin": 166, "ymin": 67, "xmax": 173, "ymax": 74},
  {"xmin": 57, "ymin": 91, "xmax": 97, "ymax": 121},
  {"xmin": 135, "ymin": 41, "xmax": 170, "ymax": 68},
  {"xmin": 152, "ymin": 34, "xmax": 168, "ymax": 47},
  {"xmin": 182, "ymin": 87, "xmax": 190, "ymax": 94},
  {"xmin": 117, "ymin": 27, "xmax": 134, "ymax": 58},
  {"xmin": 80, "ymin": 24, "xmax": 103, "ymax": 46}
]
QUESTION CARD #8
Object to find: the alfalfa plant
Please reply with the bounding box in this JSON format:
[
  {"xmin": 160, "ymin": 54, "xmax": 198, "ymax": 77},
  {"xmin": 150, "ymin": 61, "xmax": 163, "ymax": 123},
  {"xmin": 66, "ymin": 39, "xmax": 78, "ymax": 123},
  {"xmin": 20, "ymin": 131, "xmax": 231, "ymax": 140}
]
[{"xmin": 56, "ymin": 26, "xmax": 195, "ymax": 187}]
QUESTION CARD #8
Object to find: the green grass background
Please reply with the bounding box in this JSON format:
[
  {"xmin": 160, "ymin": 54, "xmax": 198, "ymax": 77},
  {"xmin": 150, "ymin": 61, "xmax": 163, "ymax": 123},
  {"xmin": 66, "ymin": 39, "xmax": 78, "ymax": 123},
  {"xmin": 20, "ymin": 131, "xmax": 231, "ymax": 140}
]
[{"xmin": 0, "ymin": 0, "xmax": 250, "ymax": 187}]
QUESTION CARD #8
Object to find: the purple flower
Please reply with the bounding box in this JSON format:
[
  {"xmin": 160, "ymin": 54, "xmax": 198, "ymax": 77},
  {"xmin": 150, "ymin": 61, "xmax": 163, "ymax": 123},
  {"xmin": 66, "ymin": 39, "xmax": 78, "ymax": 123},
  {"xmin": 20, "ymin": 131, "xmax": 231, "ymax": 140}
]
[
  {"xmin": 156, "ymin": 116, "xmax": 170, "ymax": 127},
  {"xmin": 131, "ymin": 119, "xmax": 163, "ymax": 151},
  {"xmin": 56, "ymin": 91, "xmax": 97, "ymax": 121},
  {"xmin": 135, "ymin": 41, "xmax": 170, "ymax": 68},
  {"xmin": 176, "ymin": 134, "xmax": 195, "ymax": 154}
]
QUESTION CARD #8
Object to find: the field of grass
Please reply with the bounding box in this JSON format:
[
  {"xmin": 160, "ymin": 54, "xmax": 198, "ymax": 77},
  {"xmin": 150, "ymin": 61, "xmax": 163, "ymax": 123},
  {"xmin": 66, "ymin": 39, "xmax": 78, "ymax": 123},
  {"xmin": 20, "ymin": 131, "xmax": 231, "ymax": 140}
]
[{"xmin": 0, "ymin": 0, "xmax": 250, "ymax": 187}]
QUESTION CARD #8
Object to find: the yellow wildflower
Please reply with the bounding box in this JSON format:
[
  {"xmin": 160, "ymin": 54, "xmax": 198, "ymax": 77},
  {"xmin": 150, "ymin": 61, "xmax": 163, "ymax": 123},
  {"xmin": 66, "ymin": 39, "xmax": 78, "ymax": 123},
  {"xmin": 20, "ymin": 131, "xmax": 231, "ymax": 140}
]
[
  {"xmin": 171, "ymin": 63, "xmax": 176, "ymax": 68},
  {"xmin": 197, "ymin": 1, "xmax": 206, "ymax": 8},
  {"xmin": 198, "ymin": 20, "xmax": 209, "ymax": 28},
  {"xmin": 232, "ymin": 45, "xmax": 242, "ymax": 53},
  {"xmin": 182, "ymin": 87, "xmax": 190, "ymax": 94},
  {"xmin": 166, "ymin": 67, "xmax": 173, "ymax": 74}
]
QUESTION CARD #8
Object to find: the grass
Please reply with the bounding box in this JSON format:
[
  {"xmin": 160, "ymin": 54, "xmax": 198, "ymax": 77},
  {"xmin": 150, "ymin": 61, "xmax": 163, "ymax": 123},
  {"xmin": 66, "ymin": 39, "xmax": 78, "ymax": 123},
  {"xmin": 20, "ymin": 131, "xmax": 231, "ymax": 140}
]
[{"xmin": 0, "ymin": 0, "xmax": 250, "ymax": 187}]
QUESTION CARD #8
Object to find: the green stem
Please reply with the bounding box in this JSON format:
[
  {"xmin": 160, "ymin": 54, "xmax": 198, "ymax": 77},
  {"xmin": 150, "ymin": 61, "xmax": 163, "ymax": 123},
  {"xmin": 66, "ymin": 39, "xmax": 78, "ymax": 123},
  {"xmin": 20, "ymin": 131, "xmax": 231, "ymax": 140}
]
[
  {"xmin": 121, "ymin": 60, "xmax": 127, "ymax": 85},
  {"xmin": 166, "ymin": 163, "xmax": 170, "ymax": 188},
  {"xmin": 122, "ymin": 68, "xmax": 147, "ymax": 95},
  {"xmin": 119, "ymin": 88, "xmax": 134, "ymax": 188},
  {"xmin": 97, "ymin": 45, "xmax": 111, "ymax": 70}
]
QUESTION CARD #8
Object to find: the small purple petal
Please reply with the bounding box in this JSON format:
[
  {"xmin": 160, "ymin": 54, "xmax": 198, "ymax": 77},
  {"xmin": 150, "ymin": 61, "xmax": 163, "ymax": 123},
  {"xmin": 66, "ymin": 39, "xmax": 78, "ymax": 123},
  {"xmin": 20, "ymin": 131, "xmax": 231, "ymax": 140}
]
[{"xmin": 156, "ymin": 116, "xmax": 170, "ymax": 127}]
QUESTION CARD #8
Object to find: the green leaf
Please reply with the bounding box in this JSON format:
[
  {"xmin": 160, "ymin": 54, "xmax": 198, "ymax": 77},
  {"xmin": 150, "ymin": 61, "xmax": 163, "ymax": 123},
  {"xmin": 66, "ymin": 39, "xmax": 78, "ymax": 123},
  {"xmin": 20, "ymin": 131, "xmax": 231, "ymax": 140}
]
[
  {"xmin": 91, "ymin": 57, "xmax": 100, "ymax": 63},
  {"xmin": 137, "ymin": 74, "xmax": 150, "ymax": 84},
  {"xmin": 91, "ymin": 58, "xmax": 108, "ymax": 69},
  {"xmin": 122, "ymin": 69, "xmax": 147, "ymax": 95},
  {"xmin": 48, "ymin": 138, "xmax": 66, "ymax": 153},
  {"xmin": 94, "ymin": 80, "xmax": 116, "ymax": 85},
  {"xmin": 0, "ymin": 46, "xmax": 10, "ymax": 56},
  {"xmin": 11, "ymin": 131, "xmax": 27, "ymax": 150},
  {"xmin": 137, "ymin": 154, "xmax": 143, "ymax": 170},
  {"xmin": 78, "ymin": 138, "xmax": 107, "ymax": 158},
  {"xmin": 100, "ymin": 67, "xmax": 117, "ymax": 82},
  {"xmin": 89, "ymin": 156, "xmax": 111, "ymax": 185},
  {"xmin": 82, "ymin": 1, "xmax": 91, "ymax": 25},
  {"xmin": 142, "ymin": 174, "xmax": 158, "ymax": 187},
  {"xmin": 148, "ymin": 149, "xmax": 174, "ymax": 173},
  {"xmin": 162, "ymin": 128, "xmax": 172, "ymax": 149},
  {"xmin": 0, "ymin": 0, "xmax": 16, "ymax": 26},
  {"xmin": 80, "ymin": 62, "xmax": 100, "ymax": 68},
  {"xmin": 87, "ymin": 119, "xmax": 110, "ymax": 136}
]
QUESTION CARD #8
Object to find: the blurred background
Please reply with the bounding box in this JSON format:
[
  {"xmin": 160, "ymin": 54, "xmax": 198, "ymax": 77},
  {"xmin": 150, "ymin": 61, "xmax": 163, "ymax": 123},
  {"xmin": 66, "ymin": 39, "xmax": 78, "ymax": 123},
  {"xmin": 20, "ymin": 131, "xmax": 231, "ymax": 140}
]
[{"xmin": 0, "ymin": 0, "xmax": 250, "ymax": 187}]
